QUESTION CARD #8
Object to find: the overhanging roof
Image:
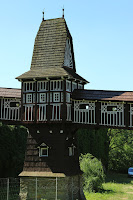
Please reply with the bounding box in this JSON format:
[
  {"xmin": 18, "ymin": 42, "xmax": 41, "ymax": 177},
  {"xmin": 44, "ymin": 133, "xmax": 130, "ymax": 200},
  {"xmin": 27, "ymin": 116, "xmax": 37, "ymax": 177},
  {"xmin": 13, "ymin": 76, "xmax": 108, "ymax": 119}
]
[
  {"xmin": 72, "ymin": 89, "xmax": 133, "ymax": 102},
  {"xmin": 0, "ymin": 88, "xmax": 21, "ymax": 98},
  {"xmin": 16, "ymin": 18, "xmax": 88, "ymax": 83}
]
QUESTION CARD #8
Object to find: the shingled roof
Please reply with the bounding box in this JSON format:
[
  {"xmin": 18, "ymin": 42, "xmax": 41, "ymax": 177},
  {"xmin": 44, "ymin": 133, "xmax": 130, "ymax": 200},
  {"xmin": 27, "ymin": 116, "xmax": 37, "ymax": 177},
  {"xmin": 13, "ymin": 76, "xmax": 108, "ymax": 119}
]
[
  {"xmin": 16, "ymin": 18, "xmax": 88, "ymax": 83},
  {"xmin": 0, "ymin": 88, "xmax": 21, "ymax": 98},
  {"xmin": 72, "ymin": 89, "xmax": 133, "ymax": 102}
]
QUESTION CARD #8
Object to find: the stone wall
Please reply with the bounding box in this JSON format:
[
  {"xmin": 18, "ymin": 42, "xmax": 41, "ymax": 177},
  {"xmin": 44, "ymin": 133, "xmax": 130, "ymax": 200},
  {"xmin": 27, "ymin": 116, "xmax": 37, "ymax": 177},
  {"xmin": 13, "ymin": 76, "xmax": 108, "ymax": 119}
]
[{"xmin": 19, "ymin": 175, "xmax": 86, "ymax": 200}]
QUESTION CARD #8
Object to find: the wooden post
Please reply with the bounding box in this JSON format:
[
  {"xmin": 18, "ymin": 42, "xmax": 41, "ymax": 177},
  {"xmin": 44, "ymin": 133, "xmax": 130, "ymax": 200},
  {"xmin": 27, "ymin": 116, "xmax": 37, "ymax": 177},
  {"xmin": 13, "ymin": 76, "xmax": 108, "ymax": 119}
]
[
  {"xmin": 124, "ymin": 103, "xmax": 130, "ymax": 128},
  {"xmin": 34, "ymin": 80, "xmax": 37, "ymax": 122},
  {"xmin": 7, "ymin": 178, "xmax": 9, "ymax": 200},
  {"xmin": 47, "ymin": 80, "xmax": 51, "ymax": 122},
  {"xmin": 21, "ymin": 82, "xmax": 24, "ymax": 122},
  {"xmin": 95, "ymin": 102, "xmax": 101, "ymax": 126},
  {"xmin": 62, "ymin": 79, "xmax": 67, "ymax": 122}
]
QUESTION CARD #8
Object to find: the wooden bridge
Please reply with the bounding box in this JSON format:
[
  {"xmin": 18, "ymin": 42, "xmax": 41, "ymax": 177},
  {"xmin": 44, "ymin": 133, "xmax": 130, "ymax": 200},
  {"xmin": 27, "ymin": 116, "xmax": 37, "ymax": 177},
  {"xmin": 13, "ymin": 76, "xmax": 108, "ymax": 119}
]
[{"xmin": 1, "ymin": 87, "xmax": 133, "ymax": 130}]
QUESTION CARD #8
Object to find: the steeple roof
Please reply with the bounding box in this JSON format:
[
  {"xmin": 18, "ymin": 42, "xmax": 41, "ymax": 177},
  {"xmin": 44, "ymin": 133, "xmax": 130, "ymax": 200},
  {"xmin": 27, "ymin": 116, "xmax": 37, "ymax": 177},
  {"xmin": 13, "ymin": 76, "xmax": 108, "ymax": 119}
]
[{"xmin": 16, "ymin": 17, "xmax": 88, "ymax": 83}]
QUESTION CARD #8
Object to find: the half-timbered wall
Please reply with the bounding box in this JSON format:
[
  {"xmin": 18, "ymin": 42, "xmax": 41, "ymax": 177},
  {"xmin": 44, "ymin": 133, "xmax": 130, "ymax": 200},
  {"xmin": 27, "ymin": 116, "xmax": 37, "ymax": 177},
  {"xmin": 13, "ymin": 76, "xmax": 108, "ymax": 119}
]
[
  {"xmin": 74, "ymin": 100, "xmax": 96, "ymax": 124},
  {"xmin": 100, "ymin": 102, "xmax": 125, "ymax": 127},
  {"xmin": 0, "ymin": 98, "xmax": 21, "ymax": 121},
  {"xmin": 23, "ymin": 81, "xmax": 36, "ymax": 122}
]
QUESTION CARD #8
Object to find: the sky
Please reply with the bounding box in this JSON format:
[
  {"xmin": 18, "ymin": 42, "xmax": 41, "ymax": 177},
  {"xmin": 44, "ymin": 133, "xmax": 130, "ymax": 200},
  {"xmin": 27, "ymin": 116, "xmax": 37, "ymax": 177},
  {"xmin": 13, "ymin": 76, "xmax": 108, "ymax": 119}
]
[{"xmin": 0, "ymin": 0, "xmax": 133, "ymax": 91}]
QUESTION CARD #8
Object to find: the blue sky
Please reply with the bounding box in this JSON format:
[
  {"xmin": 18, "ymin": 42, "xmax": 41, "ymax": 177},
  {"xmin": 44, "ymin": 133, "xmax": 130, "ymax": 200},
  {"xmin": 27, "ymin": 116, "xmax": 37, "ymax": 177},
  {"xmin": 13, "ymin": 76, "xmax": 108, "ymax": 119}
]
[{"xmin": 0, "ymin": 0, "xmax": 133, "ymax": 91}]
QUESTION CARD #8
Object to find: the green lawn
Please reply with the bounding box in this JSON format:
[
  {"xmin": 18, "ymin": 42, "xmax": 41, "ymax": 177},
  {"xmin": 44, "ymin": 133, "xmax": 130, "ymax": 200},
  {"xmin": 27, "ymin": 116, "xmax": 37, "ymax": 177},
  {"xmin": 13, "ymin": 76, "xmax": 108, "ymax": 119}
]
[{"xmin": 85, "ymin": 173, "xmax": 133, "ymax": 200}]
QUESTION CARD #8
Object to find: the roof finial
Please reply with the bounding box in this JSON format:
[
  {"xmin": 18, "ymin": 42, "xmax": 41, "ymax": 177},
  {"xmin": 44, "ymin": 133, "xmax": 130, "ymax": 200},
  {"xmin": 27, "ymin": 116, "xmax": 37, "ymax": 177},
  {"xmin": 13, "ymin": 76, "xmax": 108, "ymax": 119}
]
[
  {"xmin": 62, "ymin": 7, "xmax": 64, "ymax": 18},
  {"xmin": 42, "ymin": 10, "xmax": 44, "ymax": 21}
]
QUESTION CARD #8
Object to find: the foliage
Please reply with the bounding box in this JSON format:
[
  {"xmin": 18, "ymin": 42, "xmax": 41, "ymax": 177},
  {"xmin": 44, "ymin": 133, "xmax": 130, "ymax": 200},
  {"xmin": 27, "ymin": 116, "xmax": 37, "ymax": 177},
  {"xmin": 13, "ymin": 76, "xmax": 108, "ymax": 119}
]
[
  {"xmin": 77, "ymin": 128, "xmax": 109, "ymax": 170},
  {"xmin": 108, "ymin": 129, "xmax": 133, "ymax": 173},
  {"xmin": 85, "ymin": 173, "xmax": 133, "ymax": 200},
  {"xmin": 0, "ymin": 123, "xmax": 27, "ymax": 177},
  {"xmin": 80, "ymin": 153, "xmax": 105, "ymax": 192}
]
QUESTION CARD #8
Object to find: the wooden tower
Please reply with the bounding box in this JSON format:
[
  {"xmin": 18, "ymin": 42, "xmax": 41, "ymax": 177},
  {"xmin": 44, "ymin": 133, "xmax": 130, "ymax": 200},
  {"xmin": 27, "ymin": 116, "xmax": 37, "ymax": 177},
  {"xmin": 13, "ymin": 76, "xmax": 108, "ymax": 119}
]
[{"xmin": 16, "ymin": 16, "xmax": 87, "ymax": 199}]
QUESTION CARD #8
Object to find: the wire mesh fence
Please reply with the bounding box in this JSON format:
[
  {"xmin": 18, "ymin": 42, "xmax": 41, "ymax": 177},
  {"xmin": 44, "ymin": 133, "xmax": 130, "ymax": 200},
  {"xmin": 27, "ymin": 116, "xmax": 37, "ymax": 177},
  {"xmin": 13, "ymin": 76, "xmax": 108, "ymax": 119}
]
[
  {"xmin": 0, "ymin": 176, "xmax": 81, "ymax": 200},
  {"xmin": 0, "ymin": 178, "xmax": 20, "ymax": 200}
]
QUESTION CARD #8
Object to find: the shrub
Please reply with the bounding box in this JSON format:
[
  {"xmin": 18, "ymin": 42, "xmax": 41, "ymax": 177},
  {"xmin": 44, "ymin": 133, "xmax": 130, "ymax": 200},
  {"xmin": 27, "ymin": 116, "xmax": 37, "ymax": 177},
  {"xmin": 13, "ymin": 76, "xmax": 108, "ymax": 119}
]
[{"xmin": 80, "ymin": 153, "xmax": 105, "ymax": 192}]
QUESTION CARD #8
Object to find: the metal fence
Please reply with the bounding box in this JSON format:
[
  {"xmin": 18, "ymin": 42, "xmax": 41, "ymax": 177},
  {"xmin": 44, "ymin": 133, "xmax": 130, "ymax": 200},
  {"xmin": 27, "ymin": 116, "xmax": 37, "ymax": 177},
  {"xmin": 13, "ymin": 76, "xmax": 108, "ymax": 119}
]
[
  {"xmin": 0, "ymin": 178, "xmax": 19, "ymax": 200},
  {"xmin": 0, "ymin": 177, "xmax": 80, "ymax": 200}
]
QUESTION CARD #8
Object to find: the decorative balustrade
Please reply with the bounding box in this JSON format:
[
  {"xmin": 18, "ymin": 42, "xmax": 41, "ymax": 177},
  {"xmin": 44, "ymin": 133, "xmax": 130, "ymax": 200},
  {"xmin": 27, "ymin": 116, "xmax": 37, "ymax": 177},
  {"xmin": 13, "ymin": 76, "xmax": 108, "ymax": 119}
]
[
  {"xmin": 51, "ymin": 103, "xmax": 62, "ymax": 121},
  {"xmin": 1, "ymin": 97, "xmax": 133, "ymax": 129},
  {"xmin": 0, "ymin": 99, "xmax": 21, "ymax": 121},
  {"xmin": 37, "ymin": 104, "xmax": 47, "ymax": 121},
  {"xmin": 74, "ymin": 100, "xmax": 96, "ymax": 124},
  {"xmin": 24, "ymin": 105, "xmax": 34, "ymax": 121},
  {"xmin": 100, "ymin": 102, "xmax": 125, "ymax": 127}
]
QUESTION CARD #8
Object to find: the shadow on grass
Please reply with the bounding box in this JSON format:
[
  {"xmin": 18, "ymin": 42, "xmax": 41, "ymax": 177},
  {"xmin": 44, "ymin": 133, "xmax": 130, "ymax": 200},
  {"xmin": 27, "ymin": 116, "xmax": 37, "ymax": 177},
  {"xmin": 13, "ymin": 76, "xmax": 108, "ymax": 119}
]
[
  {"xmin": 105, "ymin": 172, "xmax": 133, "ymax": 184},
  {"xmin": 98, "ymin": 188, "xmax": 116, "ymax": 195}
]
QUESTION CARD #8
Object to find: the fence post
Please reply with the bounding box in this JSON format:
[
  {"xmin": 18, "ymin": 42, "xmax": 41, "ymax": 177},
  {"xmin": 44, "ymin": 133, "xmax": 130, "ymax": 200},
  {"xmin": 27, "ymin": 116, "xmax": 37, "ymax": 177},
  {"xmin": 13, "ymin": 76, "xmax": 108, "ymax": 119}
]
[
  {"xmin": 72, "ymin": 177, "xmax": 73, "ymax": 200},
  {"xmin": 7, "ymin": 178, "xmax": 9, "ymax": 200},
  {"xmin": 35, "ymin": 177, "xmax": 37, "ymax": 200},
  {"xmin": 55, "ymin": 177, "xmax": 58, "ymax": 200}
]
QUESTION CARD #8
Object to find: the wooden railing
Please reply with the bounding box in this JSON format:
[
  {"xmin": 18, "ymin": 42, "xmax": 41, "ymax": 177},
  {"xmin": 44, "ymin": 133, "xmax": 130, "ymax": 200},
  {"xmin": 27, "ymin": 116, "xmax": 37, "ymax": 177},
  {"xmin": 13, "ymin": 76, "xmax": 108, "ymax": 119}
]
[
  {"xmin": 0, "ymin": 99, "xmax": 21, "ymax": 121},
  {"xmin": 37, "ymin": 104, "xmax": 47, "ymax": 121},
  {"xmin": 74, "ymin": 100, "xmax": 96, "ymax": 124},
  {"xmin": 100, "ymin": 102, "xmax": 125, "ymax": 127}
]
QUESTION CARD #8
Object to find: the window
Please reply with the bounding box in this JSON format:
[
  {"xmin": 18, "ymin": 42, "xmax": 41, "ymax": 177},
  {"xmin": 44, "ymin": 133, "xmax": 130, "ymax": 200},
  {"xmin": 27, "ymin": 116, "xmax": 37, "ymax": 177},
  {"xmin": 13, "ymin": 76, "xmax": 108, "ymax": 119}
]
[
  {"xmin": 54, "ymin": 93, "xmax": 60, "ymax": 102},
  {"xmin": 66, "ymin": 93, "xmax": 70, "ymax": 103},
  {"xmin": 23, "ymin": 82, "xmax": 35, "ymax": 92},
  {"xmin": 26, "ymin": 94, "xmax": 32, "ymax": 103},
  {"xmin": 39, "ymin": 143, "xmax": 49, "ymax": 157},
  {"xmin": 72, "ymin": 82, "xmax": 77, "ymax": 91},
  {"xmin": 68, "ymin": 144, "xmax": 75, "ymax": 156},
  {"xmin": 78, "ymin": 84, "xmax": 83, "ymax": 89},
  {"xmin": 40, "ymin": 93, "xmax": 46, "ymax": 103},
  {"xmin": 50, "ymin": 80, "xmax": 63, "ymax": 91},
  {"xmin": 37, "ymin": 81, "xmax": 48, "ymax": 91},
  {"xmin": 66, "ymin": 80, "xmax": 71, "ymax": 92}
]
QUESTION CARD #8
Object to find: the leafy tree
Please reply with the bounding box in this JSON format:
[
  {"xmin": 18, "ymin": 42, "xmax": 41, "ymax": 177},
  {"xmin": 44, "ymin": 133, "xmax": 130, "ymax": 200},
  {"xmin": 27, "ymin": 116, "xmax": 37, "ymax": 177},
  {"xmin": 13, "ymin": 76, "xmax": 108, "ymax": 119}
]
[
  {"xmin": 108, "ymin": 129, "xmax": 133, "ymax": 173},
  {"xmin": 77, "ymin": 128, "xmax": 109, "ymax": 170},
  {"xmin": 80, "ymin": 153, "xmax": 105, "ymax": 192},
  {"xmin": 0, "ymin": 123, "xmax": 27, "ymax": 177}
]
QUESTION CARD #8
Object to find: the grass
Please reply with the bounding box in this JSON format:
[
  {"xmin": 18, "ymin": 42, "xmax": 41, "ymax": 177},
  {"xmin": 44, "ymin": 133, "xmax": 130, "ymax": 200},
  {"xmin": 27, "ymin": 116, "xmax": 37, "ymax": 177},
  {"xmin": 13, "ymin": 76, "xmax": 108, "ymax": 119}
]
[{"xmin": 85, "ymin": 173, "xmax": 133, "ymax": 200}]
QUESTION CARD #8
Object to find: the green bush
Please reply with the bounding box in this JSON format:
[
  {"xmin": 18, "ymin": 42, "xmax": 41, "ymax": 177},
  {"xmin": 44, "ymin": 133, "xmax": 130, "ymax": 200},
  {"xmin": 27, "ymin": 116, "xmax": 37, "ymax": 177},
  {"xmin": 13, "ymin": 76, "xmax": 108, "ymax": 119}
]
[{"xmin": 80, "ymin": 153, "xmax": 105, "ymax": 192}]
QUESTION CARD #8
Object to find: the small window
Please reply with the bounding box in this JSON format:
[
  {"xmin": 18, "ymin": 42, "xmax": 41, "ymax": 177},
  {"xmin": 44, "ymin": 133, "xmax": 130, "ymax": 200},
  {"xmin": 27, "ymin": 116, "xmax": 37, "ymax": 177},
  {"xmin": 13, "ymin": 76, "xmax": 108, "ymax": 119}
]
[
  {"xmin": 26, "ymin": 94, "xmax": 32, "ymax": 103},
  {"xmin": 54, "ymin": 93, "xmax": 60, "ymax": 102},
  {"xmin": 40, "ymin": 148, "xmax": 48, "ymax": 157},
  {"xmin": 10, "ymin": 102, "xmax": 20, "ymax": 107},
  {"xmin": 50, "ymin": 80, "xmax": 63, "ymax": 91},
  {"xmin": 39, "ymin": 143, "xmax": 49, "ymax": 157},
  {"xmin": 66, "ymin": 80, "xmax": 71, "ymax": 92},
  {"xmin": 66, "ymin": 93, "xmax": 70, "ymax": 103},
  {"xmin": 78, "ymin": 84, "xmax": 83, "ymax": 89},
  {"xmin": 68, "ymin": 144, "xmax": 75, "ymax": 156},
  {"xmin": 72, "ymin": 82, "xmax": 77, "ymax": 91},
  {"xmin": 40, "ymin": 93, "xmax": 46, "ymax": 103},
  {"xmin": 37, "ymin": 81, "xmax": 48, "ymax": 91}
]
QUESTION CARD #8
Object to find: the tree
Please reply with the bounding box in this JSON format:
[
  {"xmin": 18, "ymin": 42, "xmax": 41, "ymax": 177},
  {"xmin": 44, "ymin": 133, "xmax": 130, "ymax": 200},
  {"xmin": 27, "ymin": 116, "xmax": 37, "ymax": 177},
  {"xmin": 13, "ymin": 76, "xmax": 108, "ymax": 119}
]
[
  {"xmin": 0, "ymin": 123, "xmax": 27, "ymax": 177},
  {"xmin": 77, "ymin": 128, "xmax": 109, "ymax": 169},
  {"xmin": 108, "ymin": 129, "xmax": 133, "ymax": 173},
  {"xmin": 80, "ymin": 153, "xmax": 105, "ymax": 192}
]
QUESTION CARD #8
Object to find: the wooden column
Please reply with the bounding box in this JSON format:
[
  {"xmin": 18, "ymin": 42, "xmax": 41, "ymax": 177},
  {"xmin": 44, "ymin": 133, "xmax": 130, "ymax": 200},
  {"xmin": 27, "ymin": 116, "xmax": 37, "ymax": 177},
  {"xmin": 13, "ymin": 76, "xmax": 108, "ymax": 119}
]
[
  {"xmin": 124, "ymin": 103, "xmax": 130, "ymax": 128},
  {"xmin": 21, "ymin": 81, "xmax": 24, "ymax": 122},
  {"xmin": 62, "ymin": 79, "xmax": 67, "ymax": 122},
  {"xmin": 47, "ymin": 80, "xmax": 51, "ymax": 122},
  {"xmin": 95, "ymin": 101, "xmax": 101, "ymax": 126},
  {"xmin": 34, "ymin": 80, "xmax": 37, "ymax": 122}
]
